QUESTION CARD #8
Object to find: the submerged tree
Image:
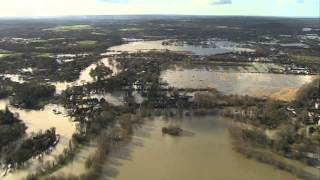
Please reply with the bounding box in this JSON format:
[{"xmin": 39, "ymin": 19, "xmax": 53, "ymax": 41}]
[{"xmin": 89, "ymin": 64, "xmax": 112, "ymax": 82}]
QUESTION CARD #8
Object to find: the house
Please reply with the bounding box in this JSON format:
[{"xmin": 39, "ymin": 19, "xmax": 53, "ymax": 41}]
[
  {"xmin": 307, "ymin": 111, "xmax": 320, "ymax": 125},
  {"xmin": 306, "ymin": 126, "xmax": 316, "ymax": 137},
  {"xmin": 315, "ymin": 102, "xmax": 319, "ymax": 110},
  {"xmin": 286, "ymin": 107, "xmax": 296, "ymax": 116}
]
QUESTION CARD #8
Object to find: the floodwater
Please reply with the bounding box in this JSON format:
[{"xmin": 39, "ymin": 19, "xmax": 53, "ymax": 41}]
[
  {"xmin": 106, "ymin": 40, "xmax": 254, "ymax": 56},
  {"xmin": 52, "ymin": 143, "xmax": 97, "ymax": 178},
  {"xmin": 1, "ymin": 74, "xmax": 24, "ymax": 83},
  {"xmin": 0, "ymin": 40, "xmax": 316, "ymax": 179},
  {"xmin": 0, "ymin": 99, "xmax": 77, "ymax": 180},
  {"xmin": 91, "ymin": 91, "xmax": 145, "ymax": 106},
  {"xmin": 91, "ymin": 92, "xmax": 125, "ymax": 106},
  {"xmin": 161, "ymin": 65, "xmax": 315, "ymax": 100},
  {"xmin": 53, "ymin": 57, "xmax": 121, "ymax": 93},
  {"xmin": 76, "ymin": 57, "xmax": 120, "ymax": 84},
  {"xmin": 103, "ymin": 116, "xmax": 301, "ymax": 180}
]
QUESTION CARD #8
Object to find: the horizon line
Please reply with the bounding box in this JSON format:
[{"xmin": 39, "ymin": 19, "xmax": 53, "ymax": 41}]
[{"xmin": 0, "ymin": 14, "xmax": 319, "ymax": 20}]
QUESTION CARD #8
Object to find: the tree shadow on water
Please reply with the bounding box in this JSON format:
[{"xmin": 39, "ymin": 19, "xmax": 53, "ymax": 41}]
[{"xmin": 101, "ymin": 126, "xmax": 153, "ymax": 180}]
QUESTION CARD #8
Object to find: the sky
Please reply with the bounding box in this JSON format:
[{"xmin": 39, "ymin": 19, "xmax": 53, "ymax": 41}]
[{"xmin": 0, "ymin": 0, "xmax": 319, "ymax": 17}]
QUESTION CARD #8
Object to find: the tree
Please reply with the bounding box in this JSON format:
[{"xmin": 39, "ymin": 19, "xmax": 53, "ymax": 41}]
[
  {"xmin": 295, "ymin": 78, "xmax": 320, "ymax": 107},
  {"xmin": 260, "ymin": 100, "xmax": 288, "ymax": 128},
  {"xmin": 89, "ymin": 64, "xmax": 112, "ymax": 82},
  {"xmin": 11, "ymin": 82, "xmax": 55, "ymax": 109}
]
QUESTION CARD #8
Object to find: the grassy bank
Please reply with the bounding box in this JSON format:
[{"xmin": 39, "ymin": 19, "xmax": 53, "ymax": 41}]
[
  {"xmin": 26, "ymin": 141, "xmax": 85, "ymax": 180},
  {"xmin": 229, "ymin": 126, "xmax": 319, "ymax": 180}
]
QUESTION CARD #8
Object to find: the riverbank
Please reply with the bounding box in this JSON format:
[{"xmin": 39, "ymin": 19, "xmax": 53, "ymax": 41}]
[{"xmin": 231, "ymin": 140, "xmax": 319, "ymax": 180}]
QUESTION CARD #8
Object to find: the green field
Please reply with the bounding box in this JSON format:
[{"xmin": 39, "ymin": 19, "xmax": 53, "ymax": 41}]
[
  {"xmin": 0, "ymin": 53, "xmax": 15, "ymax": 59},
  {"xmin": 35, "ymin": 53, "xmax": 52, "ymax": 58},
  {"xmin": 77, "ymin": 40, "xmax": 97, "ymax": 46},
  {"xmin": 43, "ymin": 25, "xmax": 93, "ymax": 32},
  {"xmin": 291, "ymin": 54, "xmax": 320, "ymax": 64}
]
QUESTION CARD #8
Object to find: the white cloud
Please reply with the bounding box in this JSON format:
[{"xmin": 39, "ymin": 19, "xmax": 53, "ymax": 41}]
[
  {"xmin": 0, "ymin": 0, "xmax": 317, "ymax": 17},
  {"xmin": 211, "ymin": 0, "xmax": 232, "ymax": 5}
]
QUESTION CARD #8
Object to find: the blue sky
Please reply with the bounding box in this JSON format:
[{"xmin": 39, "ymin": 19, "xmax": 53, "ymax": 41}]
[{"xmin": 0, "ymin": 0, "xmax": 318, "ymax": 17}]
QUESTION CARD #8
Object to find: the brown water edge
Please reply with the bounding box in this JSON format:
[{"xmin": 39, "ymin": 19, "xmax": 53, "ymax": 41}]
[
  {"xmin": 53, "ymin": 57, "xmax": 121, "ymax": 94},
  {"xmin": 229, "ymin": 123, "xmax": 320, "ymax": 180},
  {"xmin": 100, "ymin": 116, "xmax": 302, "ymax": 180},
  {"xmin": 51, "ymin": 143, "xmax": 97, "ymax": 178},
  {"xmin": 232, "ymin": 141, "xmax": 320, "ymax": 180},
  {"xmin": 0, "ymin": 99, "xmax": 77, "ymax": 180}
]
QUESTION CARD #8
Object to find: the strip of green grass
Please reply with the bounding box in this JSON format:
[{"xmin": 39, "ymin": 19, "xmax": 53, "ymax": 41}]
[
  {"xmin": 35, "ymin": 53, "xmax": 52, "ymax": 58},
  {"xmin": 77, "ymin": 40, "xmax": 97, "ymax": 46},
  {"xmin": 43, "ymin": 25, "xmax": 93, "ymax": 32},
  {"xmin": 27, "ymin": 143, "xmax": 85, "ymax": 179},
  {"xmin": 291, "ymin": 54, "xmax": 320, "ymax": 64},
  {"xmin": 0, "ymin": 53, "xmax": 16, "ymax": 59}
]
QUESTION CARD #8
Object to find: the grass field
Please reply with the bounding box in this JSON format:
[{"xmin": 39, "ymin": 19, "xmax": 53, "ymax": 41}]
[
  {"xmin": 77, "ymin": 40, "xmax": 97, "ymax": 46},
  {"xmin": 36, "ymin": 53, "xmax": 52, "ymax": 58},
  {"xmin": 43, "ymin": 25, "xmax": 93, "ymax": 32},
  {"xmin": 290, "ymin": 54, "xmax": 320, "ymax": 64},
  {"xmin": 0, "ymin": 53, "xmax": 15, "ymax": 59},
  {"xmin": 290, "ymin": 54, "xmax": 320, "ymax": 72},
  {"xmin": 0, "ymin": 54, "xmax": 8, "ymax": 58}
]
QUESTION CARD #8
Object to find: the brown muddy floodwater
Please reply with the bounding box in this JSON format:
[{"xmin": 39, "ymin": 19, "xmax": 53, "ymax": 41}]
[
  {"xmin": 103, "ymin": 116, "xmax": 302, "ymax": 180},
  {"xmin": 161, "ymin": 65, "xmax": 316, "ymax": 101},
  {"xmin": 0, "ymin": 99, "xmax": 76, "ymax": 180}
]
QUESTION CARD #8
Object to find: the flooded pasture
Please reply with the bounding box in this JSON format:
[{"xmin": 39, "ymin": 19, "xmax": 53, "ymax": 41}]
[
  {"xmin": 106, "ymin": 40, "xmax": 254, "ymax": 56},
  {"xmin": 103, "ymin": 116, "xmax": 303, "ymax": 180},
  {"xmin": 161, "ymin": 65, "xmax": 315, "ymax": 101}
]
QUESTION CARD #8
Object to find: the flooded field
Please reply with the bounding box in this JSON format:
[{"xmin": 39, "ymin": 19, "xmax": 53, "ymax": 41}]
[
  {"xmin": 106, "ymin": 40, "xmax": 254, "ymax": 56},
  {"xmin": 161, "ymin": 65, "xmax": 315, "ymax": 101},
  {"xmin": 53, "ymin": 57, "xmax": 121, "ymax": 93},
  {"xmin": 103, "ymin": 116, "xmax": 302, "ymax": 180},
  {"xmin": 0, "ymin": 99, "xmax": 76, "ymax": 180}
]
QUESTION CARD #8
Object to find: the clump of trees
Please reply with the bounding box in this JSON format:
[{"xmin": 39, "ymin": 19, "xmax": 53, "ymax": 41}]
[
  {"xmin": 229, "ymin": 125, "xmax": 271, "ymax": 148},
  {"xmin": 0, "ymin": 107, "xmax": 26, "ymax": 151},
  {"xmin": 0, "ymin": 106, "xmax": 18, "ymax": 124},
  {"xmin": 295, "ymin": 78, "xmax": 320, "ymax": 107},
  {"xmin": 193, "ymin": 90, "xmax": 221, "ymax": 107},
  {"xmin": 193, "ymin": 91, "xmax": 265, "ymax": 108},
  {"xmin": 89, "ymin": 64, "xmax": 112, "ymax": 82},
  {"xmin": 11, "ymin": 82, "xmax": 55, "ymax": 109},
  {"xmin": 0, "ymin": 85, "xmax": 10, "ymax": 99},
  {"xmin": 259, "ymin": 100, "xmax": 288, "ymax": 128},
  {"xmin": 0, "ymin": 77, "xmax": 16, "ymax": 99},
  {"xmin": 5, "ymin": 128, "xmax": 57, "ymax": 165}
]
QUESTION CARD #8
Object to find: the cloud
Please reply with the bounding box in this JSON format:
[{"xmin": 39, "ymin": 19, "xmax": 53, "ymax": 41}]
[
  {"xmin": 211, "ymin": 0, "xmax": 232, "ymax": 5},
  {"xmin": 277, "ymin": 0, "xmax": 305, "ymax": 5},
  {"xmin": 97, "ymin": 0, "xmax": 129, "ymax": 3},
  {"xmin": 0, "ymin": 0, "xmax": 317, "ymax": 17}
]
